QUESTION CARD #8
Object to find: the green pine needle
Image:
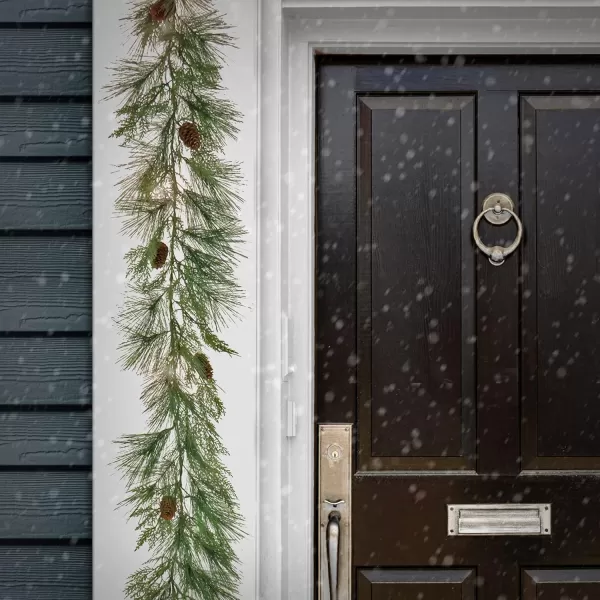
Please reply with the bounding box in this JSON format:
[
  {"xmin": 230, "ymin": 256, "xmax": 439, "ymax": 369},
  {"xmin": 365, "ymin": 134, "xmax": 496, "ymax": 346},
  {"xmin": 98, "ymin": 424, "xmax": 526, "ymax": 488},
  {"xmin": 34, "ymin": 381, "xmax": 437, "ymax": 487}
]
[{"xmin": 106, "ymin": 0, "xmax": 245, "ymax": 598}]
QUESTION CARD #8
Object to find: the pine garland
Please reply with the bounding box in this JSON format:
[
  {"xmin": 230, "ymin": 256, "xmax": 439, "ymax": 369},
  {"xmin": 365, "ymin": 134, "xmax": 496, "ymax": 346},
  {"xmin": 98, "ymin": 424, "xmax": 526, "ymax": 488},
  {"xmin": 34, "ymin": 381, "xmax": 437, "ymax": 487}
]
[{"xmin": 105, "ymin": 1, "xmax": 245, "ymax": 598}]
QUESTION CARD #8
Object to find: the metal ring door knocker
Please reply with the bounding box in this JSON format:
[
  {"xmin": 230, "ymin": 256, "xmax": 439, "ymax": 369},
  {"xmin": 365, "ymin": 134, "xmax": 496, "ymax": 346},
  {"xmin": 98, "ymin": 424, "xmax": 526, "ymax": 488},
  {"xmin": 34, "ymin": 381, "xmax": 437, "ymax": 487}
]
[{"xmin": 472, "ymin": 193, "xmax": 523, "ymax": 266}]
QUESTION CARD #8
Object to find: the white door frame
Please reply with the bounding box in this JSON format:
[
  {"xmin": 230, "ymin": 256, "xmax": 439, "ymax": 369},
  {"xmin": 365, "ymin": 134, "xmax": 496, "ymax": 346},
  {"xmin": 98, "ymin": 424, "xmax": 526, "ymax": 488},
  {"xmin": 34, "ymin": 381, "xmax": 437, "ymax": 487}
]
[{"xmin": 257, "ymin": 3, "xmax": 600, "ymax": 599}]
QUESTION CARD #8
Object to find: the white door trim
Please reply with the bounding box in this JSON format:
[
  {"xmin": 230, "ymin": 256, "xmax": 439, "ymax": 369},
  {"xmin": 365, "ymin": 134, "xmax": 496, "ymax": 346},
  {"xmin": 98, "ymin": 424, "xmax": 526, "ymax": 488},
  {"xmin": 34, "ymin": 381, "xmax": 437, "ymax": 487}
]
[{"xmin": 257, "ymin": 4, "xmax": 600, "ymax": 600}]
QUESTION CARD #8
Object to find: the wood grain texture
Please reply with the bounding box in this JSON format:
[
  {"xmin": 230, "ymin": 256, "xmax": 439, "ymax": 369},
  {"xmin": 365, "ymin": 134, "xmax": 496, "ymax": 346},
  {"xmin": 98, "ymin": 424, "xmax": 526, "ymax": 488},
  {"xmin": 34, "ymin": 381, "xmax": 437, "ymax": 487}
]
[
  {"xmin": 357, "ymin": 569, "xmax": 475, "ymax": 600},
  {"xmin": 523, "ymin": 569, "xmax": 600, "ymax": 600},
  {"xmin": 315, "ymin": 64, "xmax": 358, "ymax": 424},
  {"xmin": 0, "ymin": 412, "xmax": 91, "ymax": 467},
  {"xmin": 0, "ymin": 0, "xmax": 91, "ymax": 23},
  {"xmin": 522, "ymin": 96, "xmax": 600, "ymax": 467},
  {"xmin": 0, "ymin": 103, "xmax": 91, "ymax": 157},
  {"xmin": 0, "ymin": 162, "xmax": 91, "ymax": 230},
  {"xmin": 475, "ymin": 92, "xmax": 521, "ymax": 476},
  {"xmin": 0, "ymin": 237, "xmax": 91, "ymax": 333},
  {"xmin": 359, "ymin": 96, "xmax": 475, "ymax": 467},
  {"xmin": 0, "ymin": 546, "xmax": 91, "ymax": 600},
  {"xmin": 0, "ymin": 29, "xmax": 92, "ymax": 96},
  {"xmin": 0, "ymin": 472, "xmax": 91, "ymax": 539},
  {"xmin": 356, "ymin": 63, "xmax": 600, "ymax": 93},
  {"xmin": 320, "ymin": 58, "xmax": 600, "ymax": 600},
  {"xmin": 0, "ymin": 337, "xmax": 91, "ymax": 407}
]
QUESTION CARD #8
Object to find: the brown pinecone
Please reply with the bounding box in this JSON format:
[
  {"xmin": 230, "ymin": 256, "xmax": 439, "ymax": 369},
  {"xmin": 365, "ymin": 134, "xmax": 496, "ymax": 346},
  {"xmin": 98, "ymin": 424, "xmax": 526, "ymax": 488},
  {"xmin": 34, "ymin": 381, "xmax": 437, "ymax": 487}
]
[
  {"xmin": 178, "ymin": 122, "xmax": 201, "ymax": 151},
  {"xmin": 159, "ymin": 496, "xmax": 177, "ymax": 520},
  {"xmin": 196, "ymin": 352, "xmax": 213, "ymax": 380},
  {"xmin": 152, "ymin": 241, "xmax": 169, "ymax": 269},
  {"xmin": 149, "ymin": 0, "xmax": 169, "ymax": 23}
]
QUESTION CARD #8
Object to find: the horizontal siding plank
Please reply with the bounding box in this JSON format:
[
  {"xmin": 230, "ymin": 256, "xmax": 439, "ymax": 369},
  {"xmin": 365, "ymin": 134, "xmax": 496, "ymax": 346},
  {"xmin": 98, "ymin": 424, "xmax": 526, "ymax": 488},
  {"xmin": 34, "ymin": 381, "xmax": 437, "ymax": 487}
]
[
  {"xmin": 0, "ymin": 546, "xmax": 91, "ymax": 600},
  {"xmin": 0, "ymin": 162, "xmax": 91, "ymax": 230},
  {"xmin": 0, "ymin": 237, "xmax": 91, "ymax": 333},
  {"xmin": 0, "ymin": 103, "xmax": 91, "ymax": 157},
  {"xmin": 0, "ymin": 472, "xmax": 91, "ymax": 539},
  {"xmin": 0, "ymin": 338, "xmax": 91, "ymax": 407},
  {"xmin": 0, "ymin": 0, "xmax": 92, "ymax": 23},
  {"xmin": 0, "ymin": 412, "xmax": 92, "ymax": 467},
  {"xmin": 0, "ymin": 29, "xmax": 92, "ymax": 96}
]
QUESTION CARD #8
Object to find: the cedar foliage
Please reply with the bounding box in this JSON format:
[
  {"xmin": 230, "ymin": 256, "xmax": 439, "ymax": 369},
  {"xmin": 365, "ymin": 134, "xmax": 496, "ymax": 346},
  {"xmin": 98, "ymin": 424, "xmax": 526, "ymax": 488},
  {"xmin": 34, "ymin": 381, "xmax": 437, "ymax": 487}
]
[{"xmin": 105, "ymin": 1, "xmax": 245, "ymax": 597}]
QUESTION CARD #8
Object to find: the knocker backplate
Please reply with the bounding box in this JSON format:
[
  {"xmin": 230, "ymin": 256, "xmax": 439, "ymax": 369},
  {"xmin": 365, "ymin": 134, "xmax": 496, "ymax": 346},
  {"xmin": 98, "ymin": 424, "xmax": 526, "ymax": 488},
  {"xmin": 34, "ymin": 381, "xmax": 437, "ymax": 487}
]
[{"xmin": 482, "ymin": 193, "xmax": 515, "ymax": 225}]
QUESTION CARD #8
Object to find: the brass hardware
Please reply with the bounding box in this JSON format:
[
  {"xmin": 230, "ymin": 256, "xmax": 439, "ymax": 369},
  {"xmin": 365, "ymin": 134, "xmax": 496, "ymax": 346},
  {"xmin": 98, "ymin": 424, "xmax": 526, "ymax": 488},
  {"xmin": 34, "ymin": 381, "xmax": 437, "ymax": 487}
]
[
  {"xmin": 473, "ymin": 194, "xmax": 523, "ymax": 266},
  {"xmin": 447, "ymin": 504, "xmax": 552, "ymax": 536},
  {"xmin": 482, "ymin": 192, "xmax": 514, "ymax": 225},
  {"xmin": 319, "ymin": 425, "xmax": 351, "ymax": 600}
]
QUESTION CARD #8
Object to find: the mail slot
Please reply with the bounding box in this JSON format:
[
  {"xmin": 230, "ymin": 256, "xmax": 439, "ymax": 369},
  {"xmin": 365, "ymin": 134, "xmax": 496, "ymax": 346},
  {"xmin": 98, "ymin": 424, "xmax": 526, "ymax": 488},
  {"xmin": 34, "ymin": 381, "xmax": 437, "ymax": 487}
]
[{"xmin": 447, "ymin": 504, "xmax": 551, "ymax": 536}]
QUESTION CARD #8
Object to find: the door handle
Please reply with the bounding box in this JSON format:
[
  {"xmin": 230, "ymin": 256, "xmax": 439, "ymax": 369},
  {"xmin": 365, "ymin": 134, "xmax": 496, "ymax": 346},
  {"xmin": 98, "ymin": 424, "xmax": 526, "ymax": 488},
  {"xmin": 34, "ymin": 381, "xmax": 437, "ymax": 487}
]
[
  {"xmin": 319, "ymin": 425, "xmax": 351, "ymax": 600},
  {"xmin": 325, "ymin": 500, "xmax": 344, "ymax": 600}
]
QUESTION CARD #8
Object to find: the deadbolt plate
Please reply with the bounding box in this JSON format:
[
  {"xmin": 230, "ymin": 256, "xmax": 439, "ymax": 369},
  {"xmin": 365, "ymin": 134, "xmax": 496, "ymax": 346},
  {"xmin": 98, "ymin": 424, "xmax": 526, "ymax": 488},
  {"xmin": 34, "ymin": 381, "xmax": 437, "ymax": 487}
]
[{"xmin": 482, "ymin": 193, "xmax": 515, "ymax": 225}]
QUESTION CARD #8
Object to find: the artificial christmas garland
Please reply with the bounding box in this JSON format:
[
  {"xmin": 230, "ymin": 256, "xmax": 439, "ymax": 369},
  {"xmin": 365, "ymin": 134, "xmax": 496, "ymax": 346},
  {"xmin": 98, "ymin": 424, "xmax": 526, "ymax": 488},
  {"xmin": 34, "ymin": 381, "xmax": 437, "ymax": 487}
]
[{"xmin": 106, "ymin": 0, "xmax": 245, "ymax": 597}]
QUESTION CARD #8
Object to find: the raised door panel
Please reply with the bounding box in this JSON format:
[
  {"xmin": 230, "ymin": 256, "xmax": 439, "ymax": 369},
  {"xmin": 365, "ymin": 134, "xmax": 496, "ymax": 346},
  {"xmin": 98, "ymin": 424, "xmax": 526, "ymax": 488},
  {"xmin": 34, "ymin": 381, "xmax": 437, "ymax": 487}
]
[
  {"xmin": 521, "ymin": 96, "xmax": 600, "ymax": 470},
  {"xmin": 357, "ymin": 569, "xmax": 475, "ymax": 600},
  {"xmin": 523, "ymin": 569, "xmax": 600, "ymax": 599},
  {"xmin": 357, "ymin": 95, "xmax": 476, "ymax": 472}
]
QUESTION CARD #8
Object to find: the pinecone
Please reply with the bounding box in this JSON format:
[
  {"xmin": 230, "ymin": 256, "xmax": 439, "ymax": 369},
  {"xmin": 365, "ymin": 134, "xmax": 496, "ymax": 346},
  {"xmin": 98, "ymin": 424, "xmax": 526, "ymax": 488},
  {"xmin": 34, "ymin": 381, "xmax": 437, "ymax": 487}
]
[
  {"xmin": 196, "ymin": 352, "xmax": 213, "ymax": 380},
  {"xmin": 149, "ymin": 0, "xmax": 169, "ymax": 23},
  {"xmin": 159, "ymin": 496, "xmax": 177, "ymax": 520},
  {"xmin": 178, "ymin": 122, "xmax": 201, "ymax": 151},
  {"xmin": 152, "ymin": 241, "xmax": 169, "ymax": 269}
]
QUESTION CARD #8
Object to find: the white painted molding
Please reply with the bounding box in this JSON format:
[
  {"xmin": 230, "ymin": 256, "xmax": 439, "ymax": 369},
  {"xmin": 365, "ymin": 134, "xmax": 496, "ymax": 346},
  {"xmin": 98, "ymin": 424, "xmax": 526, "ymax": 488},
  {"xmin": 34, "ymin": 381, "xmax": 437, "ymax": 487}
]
[
  {"xmin": 284, "ymin": 0, "xmax": 600, "ymax": 9},
  {"xmin": 257, "ymin": 3, "xmax": 600, "ymax": 599},
  {"xmin": 288, "ymin": 16, "xmax": 600, "ymax": 52},
  {"xmin": 283, "ymin": 0, "xmax": 600, "ymax": 20},
  {"xmin": 257, "ymin": 1, "xmax": 285, "ymax": 600}
]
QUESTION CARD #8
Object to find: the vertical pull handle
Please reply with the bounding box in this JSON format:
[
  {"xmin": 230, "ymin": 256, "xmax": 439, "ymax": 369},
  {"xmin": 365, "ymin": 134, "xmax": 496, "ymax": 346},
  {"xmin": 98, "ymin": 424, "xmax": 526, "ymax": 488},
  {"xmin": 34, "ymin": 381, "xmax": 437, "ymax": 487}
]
[
  {"xmin": 326, "ymin": 512, "xmax": 340, "ymax": 600},
  {"xmin": 325, "ymin": 500, "xmax": 344, "ymax": 600}
]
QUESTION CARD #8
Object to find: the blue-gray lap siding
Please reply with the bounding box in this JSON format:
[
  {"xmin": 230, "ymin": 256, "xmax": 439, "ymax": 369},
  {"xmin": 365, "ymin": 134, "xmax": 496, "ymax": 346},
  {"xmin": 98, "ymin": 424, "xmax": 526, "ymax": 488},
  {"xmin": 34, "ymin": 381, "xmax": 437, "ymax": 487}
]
[{"xmin": 0, "ymin": 1, "xmax": 92, "ymax": 598}]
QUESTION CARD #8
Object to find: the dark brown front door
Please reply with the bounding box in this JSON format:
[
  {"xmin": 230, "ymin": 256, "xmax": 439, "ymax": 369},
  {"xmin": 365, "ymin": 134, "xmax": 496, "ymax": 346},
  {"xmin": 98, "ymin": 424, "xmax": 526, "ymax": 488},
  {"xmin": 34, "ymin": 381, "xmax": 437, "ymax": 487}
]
[{"xmin": 316, "ymin": 57, "xmax": 600, "ymax": 600}]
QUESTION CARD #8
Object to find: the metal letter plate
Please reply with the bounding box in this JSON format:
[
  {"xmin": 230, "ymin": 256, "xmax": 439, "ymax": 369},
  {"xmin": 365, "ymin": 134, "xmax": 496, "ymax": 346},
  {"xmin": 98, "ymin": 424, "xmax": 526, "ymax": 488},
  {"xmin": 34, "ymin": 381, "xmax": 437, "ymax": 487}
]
[
  {"xmin": 318, "ymin": 424, "xmax": 352, "ymax": 600},
  {"xmin": 447, "ymin": 504, "xmax": 551, "ymax": 536}
]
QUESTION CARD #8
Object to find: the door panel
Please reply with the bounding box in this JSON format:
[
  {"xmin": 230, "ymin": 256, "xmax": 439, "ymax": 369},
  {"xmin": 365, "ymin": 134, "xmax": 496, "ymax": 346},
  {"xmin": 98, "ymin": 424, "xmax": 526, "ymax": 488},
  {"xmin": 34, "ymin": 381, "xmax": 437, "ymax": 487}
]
[
  {"xmin": 358, "ymin": 95, "xmax": 476, "ymax": 470},
  {"xmin": 357, "ymin": 569, "xmax": 475, "ymax": 600},
  {"xmin": 522, "ymin": 569, "xmax": 600, "ymax": 599},
  {"xmin": 521, "ymin": 96, "xmax": 600, "ymax": 469},
  {"xmin": 316, "ymin": 59, "xmax": 600, "ymax": 600}
]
